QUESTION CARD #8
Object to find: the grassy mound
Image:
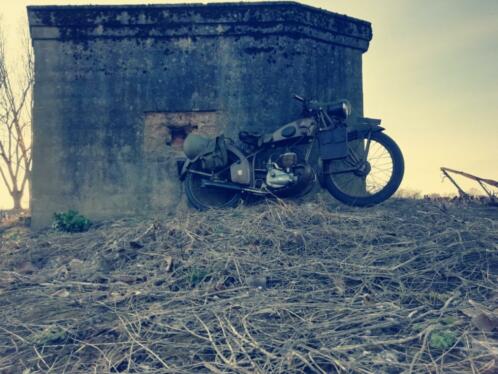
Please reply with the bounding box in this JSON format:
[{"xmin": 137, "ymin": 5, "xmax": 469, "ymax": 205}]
[{"xmin": 0, "ymin": 197, "xmax": 497, "ymax": 373}]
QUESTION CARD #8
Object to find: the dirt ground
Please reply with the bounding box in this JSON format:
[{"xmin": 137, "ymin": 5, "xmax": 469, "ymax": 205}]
[{"xmin": 0, "ymin": 196, "xmax": 497, "ymax": 373}]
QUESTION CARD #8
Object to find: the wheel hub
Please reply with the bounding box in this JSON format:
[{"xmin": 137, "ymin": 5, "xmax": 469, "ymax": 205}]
[{"xmin": 354, "ymin": 161, "xmax": 371, "ymax": 177}]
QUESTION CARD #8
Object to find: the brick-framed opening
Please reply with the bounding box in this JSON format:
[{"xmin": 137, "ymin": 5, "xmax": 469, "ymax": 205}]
[{"xmin": 144, "ymin": 111, "xmax": 219, "ymax": 157}]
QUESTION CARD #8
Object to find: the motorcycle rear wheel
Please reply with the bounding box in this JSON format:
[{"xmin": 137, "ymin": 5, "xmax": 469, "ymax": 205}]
[
  {"xmin": 323, "ymin": 131, "xmax": 404, "ymax": 207},
  {"xmin": 184, "ymin": 152, "xmax": 242, "ymax": 211}
]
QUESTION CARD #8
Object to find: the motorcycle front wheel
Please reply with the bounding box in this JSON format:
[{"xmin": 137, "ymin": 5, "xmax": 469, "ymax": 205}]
[
  {"xmin": 184, "ymin": 152, "xmax": 242, "ymax": 211},
  {"xmin": 323, "ymin": 131, "xmax": 404, "ymax": 207}
]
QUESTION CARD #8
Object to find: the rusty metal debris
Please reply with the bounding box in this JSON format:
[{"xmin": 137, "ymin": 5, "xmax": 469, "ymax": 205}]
[{"xmin": 441, "ymin": 167, "xmax": 497, "ymax": 204}]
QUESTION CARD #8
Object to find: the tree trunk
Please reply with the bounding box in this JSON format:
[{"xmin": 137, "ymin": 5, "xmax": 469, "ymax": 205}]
[{"xmin": 12, "ymin": 190, "xmax": 22, "ymax": 211}]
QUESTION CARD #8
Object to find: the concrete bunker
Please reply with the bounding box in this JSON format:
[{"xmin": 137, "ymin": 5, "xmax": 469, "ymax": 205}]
[{"xmin": 28, "ymin": 1, "xmax": 373, "ymax": 227}]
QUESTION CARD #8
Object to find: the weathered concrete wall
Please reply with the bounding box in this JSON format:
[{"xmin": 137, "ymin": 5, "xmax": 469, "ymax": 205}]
[{"xmin": 28, "ymin": 2, "xmax": 372, "ymax": 227}]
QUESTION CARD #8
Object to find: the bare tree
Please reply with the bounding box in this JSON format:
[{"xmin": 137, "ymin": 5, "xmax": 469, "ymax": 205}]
[{"xmin": 0, "ymin": 21, "xmax": 33, "ymax": 211}]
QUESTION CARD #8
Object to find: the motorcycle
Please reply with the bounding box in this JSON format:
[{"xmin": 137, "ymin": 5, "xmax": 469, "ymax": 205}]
[{"xmin": 178, "ymin": 95, "xmax": 404, "ymax": 210}]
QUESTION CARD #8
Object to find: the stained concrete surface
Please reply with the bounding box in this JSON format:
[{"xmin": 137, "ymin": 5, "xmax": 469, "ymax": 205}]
[{"xmin": 28, "ymin": 2, "xmax": 372, "ymax": 227}]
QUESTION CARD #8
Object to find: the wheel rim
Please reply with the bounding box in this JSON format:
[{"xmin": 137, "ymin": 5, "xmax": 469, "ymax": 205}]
[
  {"xmin": 328, "ymin": 137, "xmax": 394, "ymax": 198},
  {"xmin": 189, "ymin": 173, "xmax": 240, "ymax": 208},
  {"xmin": 187, "ymin": 152, "xmax": 241, "ymax": 209}
]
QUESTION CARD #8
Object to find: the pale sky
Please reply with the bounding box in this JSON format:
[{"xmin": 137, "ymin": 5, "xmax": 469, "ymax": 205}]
[{"xmin": 1, "ymin": 0, "xmax": 497, "ymax": 209}]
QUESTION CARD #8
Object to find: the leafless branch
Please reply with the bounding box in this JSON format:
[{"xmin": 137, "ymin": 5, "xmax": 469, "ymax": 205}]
[{"xmin": 0, "ymin": 18, "xmax": 32, "ymax": 210}]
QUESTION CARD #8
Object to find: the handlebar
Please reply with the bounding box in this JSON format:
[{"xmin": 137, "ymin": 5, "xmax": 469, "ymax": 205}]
[
  {"xmin": 293, "ymin": 94, "xmax": 317, "ymax": 112},
  {"xmin": 293, "ymin": 94, "xmax": 351, "ymax": 120}
]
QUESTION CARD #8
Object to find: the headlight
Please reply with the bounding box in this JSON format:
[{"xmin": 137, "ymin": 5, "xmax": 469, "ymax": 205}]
[
  {"xmin": 327, "ymin": 100, "xmax": 352, "ymax": 120},
  {"xmin": 342, "ymin": 101, "xmax": 352, "ymax": 119}
]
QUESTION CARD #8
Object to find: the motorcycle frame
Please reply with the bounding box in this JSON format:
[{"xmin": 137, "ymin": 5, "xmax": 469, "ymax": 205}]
[{"xmin": 182, "ymin": 107, "xmax": 385, "ymax": 195}]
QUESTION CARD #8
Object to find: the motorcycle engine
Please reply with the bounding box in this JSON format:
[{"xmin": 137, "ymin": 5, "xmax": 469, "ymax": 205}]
[
  {"xmin": 266, "ymin": 163, "xmax": 297, "ymax": 188},
  {"xmin": 265, "ymin": 152, "xmax": 315, "ymax": 193}
]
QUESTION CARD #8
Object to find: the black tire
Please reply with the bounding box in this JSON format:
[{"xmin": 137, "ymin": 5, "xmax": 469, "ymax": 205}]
[
  {"xmin": 184, "ymin": 152, "xmax": 242, "ymax": 211},
  {"xmin": 323, "ymin": 131, "xmax": 404, "ymax": 207}
]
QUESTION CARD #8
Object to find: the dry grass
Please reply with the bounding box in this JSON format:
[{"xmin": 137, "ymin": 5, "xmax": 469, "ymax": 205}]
[{"xmin": 0, "ymin": 196, "xmax": 497, "ymax": 373}]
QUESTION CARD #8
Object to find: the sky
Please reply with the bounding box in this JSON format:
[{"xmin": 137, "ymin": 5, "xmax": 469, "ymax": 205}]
[{"xmin": 0, "ymin": 0, "xmax": 497, "ymax": 208}]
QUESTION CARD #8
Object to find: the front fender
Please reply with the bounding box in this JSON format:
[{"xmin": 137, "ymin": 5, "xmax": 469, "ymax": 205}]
[{"xmin": 348, "ymin": 117, "xmax": 385, "ymax": 140}]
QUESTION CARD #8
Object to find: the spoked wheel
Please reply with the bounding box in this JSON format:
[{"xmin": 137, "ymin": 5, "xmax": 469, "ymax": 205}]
[
  {"xmin": 323, "ymin": 131, "xmax": 404, "ymax": 207},
  {"xmin": 184, "ymin": 151, "xmax": 242, "ymax": 211}
]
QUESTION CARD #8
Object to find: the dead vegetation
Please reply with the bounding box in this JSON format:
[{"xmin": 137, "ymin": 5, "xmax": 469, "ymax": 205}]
[{"xmin": 0, "ymin": 196, "xmax": 497, "ymax": 373}]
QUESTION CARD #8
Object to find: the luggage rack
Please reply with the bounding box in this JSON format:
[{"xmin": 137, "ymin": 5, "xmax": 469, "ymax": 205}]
[{"xmin": 441, "ymin": 167, "xmax": 498, "ymax": 205}]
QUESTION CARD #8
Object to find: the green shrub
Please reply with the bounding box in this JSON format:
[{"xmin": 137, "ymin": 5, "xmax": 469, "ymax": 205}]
[
  {"xmin": 53, "ymin": 210, "xmax": 91, "ymax": 233},
  {"xmin": 429, "ymin": 329, "xmax": 457, "ymax": 350}
]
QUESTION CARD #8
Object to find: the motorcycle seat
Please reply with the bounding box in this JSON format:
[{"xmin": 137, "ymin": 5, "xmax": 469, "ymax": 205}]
[
  {"xmin": 239, "ymin": 131, "xmax": 261, "ymax": 145},
  {"xmin": 239, "ymin": 131, "xmax": 272, "ymax": 147}
]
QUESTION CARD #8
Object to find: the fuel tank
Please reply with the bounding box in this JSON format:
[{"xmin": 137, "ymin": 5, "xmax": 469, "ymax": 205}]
[{"xmin": 270, "ymin": 117, "xmax": 315, "ymax": 143}]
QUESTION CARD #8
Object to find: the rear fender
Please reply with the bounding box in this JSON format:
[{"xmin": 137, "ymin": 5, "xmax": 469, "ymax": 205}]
[
  {"xmin": 179, "ymin": 158, "xmax": 193, "ymax": 181},
  {"xmin": 179, "ymin": 144, "xmax": 250, "ymax": 184}
]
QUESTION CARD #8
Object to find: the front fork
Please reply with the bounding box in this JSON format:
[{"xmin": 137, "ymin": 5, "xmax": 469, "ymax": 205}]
[
  {"xmin": 363, "ymin": 131, "xmax": 373, "ymax": 163},
  {"xmin": 354, "ymin": 130, "xmax": 373, "ymax": 177}
]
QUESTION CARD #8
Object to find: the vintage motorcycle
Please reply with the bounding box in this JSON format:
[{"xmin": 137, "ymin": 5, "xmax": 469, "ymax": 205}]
[{"xmin": 178, "ymin": 95, "xmax": 404, "ymax": 210}]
